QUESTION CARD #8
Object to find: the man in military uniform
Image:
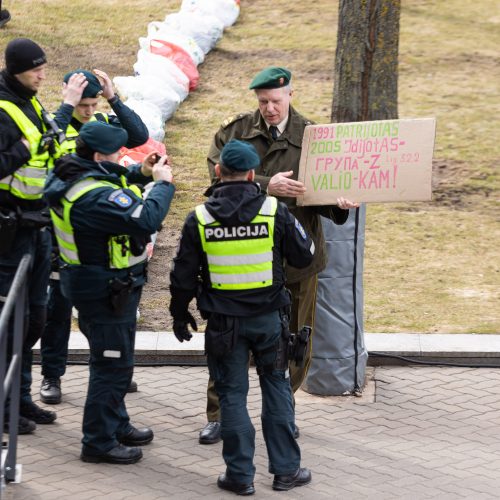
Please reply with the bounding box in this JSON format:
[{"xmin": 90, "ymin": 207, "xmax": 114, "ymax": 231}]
[
  {"xmin": 0, "ymin": 38, "xmax": 66, "ymax": 435},
  {"xmin": 199, "ymin": 66, "xmax": 359, "ymax": 444},
  {"xmin": 170, "ymin": 139, "xmax": 314, "ymax": 494},
  {"xmin": 39, "ymin": 68, "xmax": 149, "ymax": 405},
  {"xmin": 44, "ymin": 121, "xmax": 175, "ymax": 464}
]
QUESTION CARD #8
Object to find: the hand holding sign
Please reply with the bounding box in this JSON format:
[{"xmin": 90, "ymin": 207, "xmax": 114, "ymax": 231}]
[{"xmin": 336, "ymin": 197, "xmax": 360, "ymax": 210}]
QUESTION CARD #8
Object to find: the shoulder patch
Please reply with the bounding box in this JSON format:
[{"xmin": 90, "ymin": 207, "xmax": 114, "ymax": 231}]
[
  {"xmin": 221, "ymin": 113, "xmax": 246, "ymax": 129},
  {"xmin": 294, "ymin": 218, "xmax": 307, "ymax": 240},
  {"xmin": 108, "ymin": 189, "xmax": 132, "ymax": 208}
]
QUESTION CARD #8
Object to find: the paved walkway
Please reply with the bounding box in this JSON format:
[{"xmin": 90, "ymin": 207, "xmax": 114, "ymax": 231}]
[{"xmin": 4, "ymin": 361, "xmax": 500, "ymax": 499}]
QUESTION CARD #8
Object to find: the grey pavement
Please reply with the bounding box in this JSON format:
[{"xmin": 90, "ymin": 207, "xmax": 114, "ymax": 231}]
[{"xmin": 4, "ymin": 334, "xmax": 500, "ymax": 499}]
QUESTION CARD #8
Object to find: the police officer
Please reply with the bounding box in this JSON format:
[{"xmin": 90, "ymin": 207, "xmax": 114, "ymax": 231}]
[
  {"xmin": 0, "ymin": 38, "xmax": 64, "ymax": 434},
  {"xmin": 40, "ymin": 68, "xmax": 149, "ymax": 405},
  {"xmin": 200, "ymin": 66, "xmax": 359, "ymax": 444},
  {"xmin": 44, "ymin": 120, "xmax": 175, "ymax": 464},
  {"xmin": 170, "ymin": 140, "xmax": 314, "ymax": 494}
]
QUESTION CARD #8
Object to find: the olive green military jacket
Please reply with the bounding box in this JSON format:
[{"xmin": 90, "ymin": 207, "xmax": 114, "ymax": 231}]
[{"xmin": 207, "ymin": 105, "xmax": 348, "ymax": 284}]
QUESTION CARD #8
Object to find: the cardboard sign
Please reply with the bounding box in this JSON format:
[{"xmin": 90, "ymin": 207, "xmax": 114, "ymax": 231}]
[{"xmin": 297, "ymin": 118, "xmax": 436, "ymax": 205}]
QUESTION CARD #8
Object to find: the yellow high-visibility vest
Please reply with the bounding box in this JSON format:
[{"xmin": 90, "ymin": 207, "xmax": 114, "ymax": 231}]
[
  {"xmin": 50, "ymin": 176, "xmax": 147, "ymax": 269},
  {"xmin": 195, "ymin": 196, "xmax": 277, "ymax": 290},
  {"xmin": 0, "ymin": 98, "xmax": 61, "ymax": 200}
]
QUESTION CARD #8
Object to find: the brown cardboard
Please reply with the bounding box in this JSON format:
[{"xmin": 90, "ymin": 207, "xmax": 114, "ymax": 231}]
[{"xmin": 297, "ymin": 118, "xmax": 436, "ymax": 205}]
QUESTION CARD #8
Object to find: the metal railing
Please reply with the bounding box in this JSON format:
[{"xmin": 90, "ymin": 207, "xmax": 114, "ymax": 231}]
[{"xmin": 0, "ymin": 254, "xmax": 31, "ymax": 496}]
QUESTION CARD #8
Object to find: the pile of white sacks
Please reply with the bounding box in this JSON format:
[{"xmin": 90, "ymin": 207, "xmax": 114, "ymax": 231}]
[{"xmin": 113, "ymin": 0, "xmax": 240, "ymax": 142}]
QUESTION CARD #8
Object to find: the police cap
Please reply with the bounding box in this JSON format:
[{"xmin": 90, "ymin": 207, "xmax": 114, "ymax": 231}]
[
  {"xmin": 79, "ymin": 121, "xmax": 128, "ymax": 155},
  {"xmin": 63, "ymin": 69, "xmax": 103, "ymax": 98},
  {"xmin": 249, "ymin": 66, "xmax": 291, "ymax": 90},
  {"xmin": 220, "ymin": 140, "xmax": 260, "ymax": 172}
]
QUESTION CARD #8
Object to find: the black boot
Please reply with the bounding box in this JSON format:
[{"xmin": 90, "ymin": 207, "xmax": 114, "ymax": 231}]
[
  {"xmin": 272, "ymin": 468, "xmax": 312, "ymax": 491},
  {"xmin": 40, "ymin": 377, "xmax": 62, "ymax": 404},
  {"xmin": 217, "ymin": 473, "xmax": 255, "ymax": 496},
  {"xmin": 80, "ymin": 444, "xmax": 143, "ymax": 464},
  {"xmin": 3, "ymin": 415, "xmax": 36, "ymax": 435},
  {"xmin": 119, "ymin": 427, "xmax": 154, "ymax": 446},
  {"xmin": 19, "ymin": 402, "xmax": 57, "ymax": 424},
  {"xmin": 199, "ymin": 421, "xmax": 221, "ymax": 444}
]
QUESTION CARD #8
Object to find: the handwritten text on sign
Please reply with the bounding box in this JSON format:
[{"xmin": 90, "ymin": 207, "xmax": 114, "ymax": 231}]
[{"xmin": 297, "ymin": 118, "xmax": 436, "ymax": 205}]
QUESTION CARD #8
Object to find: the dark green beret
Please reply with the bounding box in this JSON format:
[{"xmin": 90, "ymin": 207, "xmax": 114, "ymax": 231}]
[
  {"xmin": 220, "ymin": 140, "xmax": 260, "ymax": 172},
  {"xmin": 63, "ymin": 69, "xmax": 103, "ymax": 98},
  {"xmin": 249, "ymin": 66, "xmax": 292, "ymax": 90},
  {"xmin": 79, "ymin": 121, "xmax": 128, "ymax": 155}
]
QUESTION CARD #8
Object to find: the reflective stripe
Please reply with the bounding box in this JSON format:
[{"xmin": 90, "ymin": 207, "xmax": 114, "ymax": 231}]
[
  {"xmin": 196, "ymin": 204, "xmax": 216, "ymax": 224},
  {"xmin": 260, "ymin": 196, "xmax": 277, "ymax": 215},
  {"xmin": 0, "ymin": 174, "xmax": 46, "ymax": 198},
  {"xmin": 52, "ymin": 224, "xmax": 74, "ymax": 245},
  {"xmin": 210, "ymin": 269, "xmax": 273, "ymax": 284},
  {"xmin": 207, "ymin": 251, "xmax": 273, "ymax": 266},
  {"xmin": 50, "ymin": 271, "xmax": 60, "ymax": 280},
  {"xmin": 65, "ymin": 178, "xmax": 110, "ymax": 201},
  {"xmin": 131, "ymin": 204, "xmax": 144, "ymax": 218},
  {"xmin": 59, "ymin": 245, "xmax": 79, "ymax": 262}
]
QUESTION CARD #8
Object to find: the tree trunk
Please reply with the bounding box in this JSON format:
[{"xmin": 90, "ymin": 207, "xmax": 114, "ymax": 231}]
[{"xmin": 332, "ymin": 0, "xmax": 400, "ymax": 123}]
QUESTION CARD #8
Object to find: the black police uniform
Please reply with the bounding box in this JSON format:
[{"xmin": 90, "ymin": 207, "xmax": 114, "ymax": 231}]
[
  {"xmin": 44, "ymin": 152, "xmax": 174, "ymax": 459},
  {"xmin": 170, "ymin": 180, "xmax": 314, "ymax": 486},
  {"xmin": 0, "ymin": 68, "xmax": 60, "ymax": 430},
  {"xmin": 40, "ymin": 95, "xmax": 149, "ymax": 398}
]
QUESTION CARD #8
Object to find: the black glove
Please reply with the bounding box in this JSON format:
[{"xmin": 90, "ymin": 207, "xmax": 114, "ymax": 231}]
[{"xmin": 173, "ymin": 312, "xmax": 197, "ymax": 343}]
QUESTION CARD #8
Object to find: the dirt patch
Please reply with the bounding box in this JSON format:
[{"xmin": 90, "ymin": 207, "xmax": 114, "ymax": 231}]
[{"xmin": 430, "ymin": 158, "xmax": 493, "ymax": 209}]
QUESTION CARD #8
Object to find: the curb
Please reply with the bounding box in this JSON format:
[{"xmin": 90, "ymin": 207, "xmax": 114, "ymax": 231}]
[{"xmin": 32, "ymin": 332, "xmax": 500, "ymax": 367}]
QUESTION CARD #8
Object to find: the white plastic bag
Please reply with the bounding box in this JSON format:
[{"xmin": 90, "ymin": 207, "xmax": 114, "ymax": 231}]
[
  {"xmin": 180, "ymin": 0, "xmax": 240, "ymax": 29},
  {"xmin": 133, "ymin": 49, "xmax": 189, "ymax": 102},
  {"xmin": 113, "ymin": 75, "xmax": 180, "ymax": 121},
  {"xmin": 162, "ymin": 11, "xmax": 223, "ymax": 54},
  {"xmin": 147, "ymin": 21, "xmax": 205, "ymax": 65},
  {"xmin": 123, "ymin": 98, "xmax": 165, "ymax": 142}
]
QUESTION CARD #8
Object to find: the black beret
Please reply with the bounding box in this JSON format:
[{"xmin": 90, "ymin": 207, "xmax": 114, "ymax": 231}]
[
  {"xmin": 220, "ymin": 140, "xmax": 260, "ymax": 172},
  {"xmin": 79, "ymin": 121, "xmax": 128, "ymax": 155},
  {"xmin": 63, "ymin": 69, "xmax": 103, "ymax": 98},
  {"xmin": 249, "ymin": 66, "xmax": 291, "ymax": 90},
  {"xmin": 5, "ymin": 38, "xmax": 47, "ymax": 75}
]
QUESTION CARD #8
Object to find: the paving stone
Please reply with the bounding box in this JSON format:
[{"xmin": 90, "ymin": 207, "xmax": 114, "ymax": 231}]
[{"xmin": 4, "ymin": 365, "xmax": 500, "ymax": 498}]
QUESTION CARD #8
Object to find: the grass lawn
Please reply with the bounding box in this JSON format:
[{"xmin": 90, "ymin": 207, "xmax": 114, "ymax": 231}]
[{"xmin": 1, "ymin": 0, "xmax": 498, "ymax": 333}]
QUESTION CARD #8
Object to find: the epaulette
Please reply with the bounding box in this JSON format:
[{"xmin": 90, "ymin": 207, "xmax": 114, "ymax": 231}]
[{"xmin": 221, "ymin": 113, "xmax": 247, "ymax": 129}]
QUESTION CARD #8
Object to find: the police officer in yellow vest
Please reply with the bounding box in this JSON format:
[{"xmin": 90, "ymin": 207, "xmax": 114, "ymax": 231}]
[
  {"xmin": 44, "ymin": 121, "xmax": 175, "ymax": 464},
  {"xmin": 0, "ymin": 38, "xmax": 64, "ymax": 434},
  {"xmin": 39, "ymin": 68, "xmax": 149, "ymax": 406},
  {"xmin": 170, "ymin": 140, "xmax": 314, "ymax": 494}
]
